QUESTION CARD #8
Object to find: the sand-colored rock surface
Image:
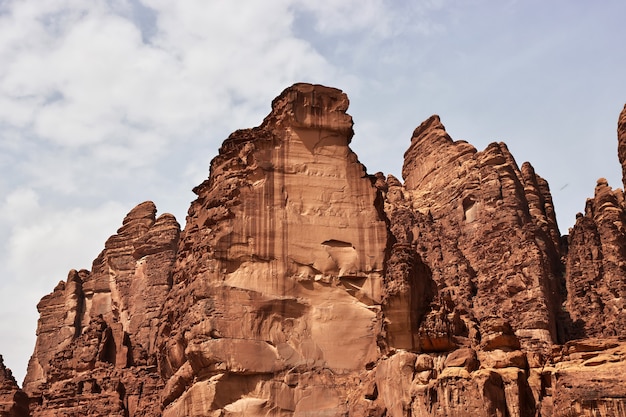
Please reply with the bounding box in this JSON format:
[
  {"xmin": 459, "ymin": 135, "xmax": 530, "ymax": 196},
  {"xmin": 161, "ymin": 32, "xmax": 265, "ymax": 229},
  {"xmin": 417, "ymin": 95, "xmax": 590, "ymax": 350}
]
[
  {"xmin": 7, "ymin": 84, "xmax": 625, "ymax": 416},
  {"xmin": 158, "ymin": 83, "xmax": 387, "ymax": 416},
  {"xmin": 23, "ymin": 202, "xmax": 180, "ymax": 416}
]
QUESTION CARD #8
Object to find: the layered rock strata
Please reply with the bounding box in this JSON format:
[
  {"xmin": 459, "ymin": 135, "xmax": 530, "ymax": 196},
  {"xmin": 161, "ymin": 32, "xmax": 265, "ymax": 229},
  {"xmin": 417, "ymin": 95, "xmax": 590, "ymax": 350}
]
[
  {"xmin": 393, "ymin": 115, "xmax": 564, "ymax": 352},
  {"xmin": 11, "ymin": 83, "xmax": 626, "ymax": 416},
  {"xmin": 564, "ymin": 106, "xmax": 626, "ymax": 342}
]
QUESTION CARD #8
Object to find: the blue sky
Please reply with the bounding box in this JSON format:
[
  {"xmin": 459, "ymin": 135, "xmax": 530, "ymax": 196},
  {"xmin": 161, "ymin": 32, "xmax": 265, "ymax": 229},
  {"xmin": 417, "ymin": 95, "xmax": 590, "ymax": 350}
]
[{"xmin": 1, "ymin": 0, "xmax": 625, "ymax": 384}]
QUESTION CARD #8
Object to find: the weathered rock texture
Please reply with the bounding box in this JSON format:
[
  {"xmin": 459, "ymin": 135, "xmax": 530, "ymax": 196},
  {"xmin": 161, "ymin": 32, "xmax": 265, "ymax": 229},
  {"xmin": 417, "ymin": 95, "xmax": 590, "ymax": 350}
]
[
  {"xmin": 10, "ymin": 84, "xmax": 626, "ymax": 416},
  {"xmin": 158, "ymin": 83, "xmax": 387, "ymax": 417},
  {"xmin": 23, "ymin": 202, "xmax": 180, "ymax": 416},
  {"xmin": 0, "ymin": 356, "xmax": 28, "ymax": 417},
  {"xmin": 617, "ymin": 104, "xmax": 626, "ymax": 190},
  {"xmin": 565, "ymin": 179, "xmax": 626, "ymax": 340}
]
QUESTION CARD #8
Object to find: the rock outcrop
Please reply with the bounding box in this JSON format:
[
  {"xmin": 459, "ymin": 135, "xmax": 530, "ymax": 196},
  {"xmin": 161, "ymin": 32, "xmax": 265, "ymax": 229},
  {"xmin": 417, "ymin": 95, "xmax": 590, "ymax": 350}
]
[
  {"xmin": 564, "ymin": 178, "xmax": 626, "ymax": 340},
  {"xmin": 158, "ymin": 83, "xmax": 388, "ymax": 416},
  {"xmin": 10, "ymin": 83, "xmax": 626, "ymax": 416},
  {"xmin": 617, "ymin": 104, "xmax": 626, "ymax": 189},
  {"xmin": 0, "ymin": 356, "xmax": 28, "ymax": 417},
  {"xmin": 23, "ymin": 201, "xmax": 180, "ymax": 416},
  {"xmin": 394, "ymin": 115, "xmax": 564, "ymax": 351}
]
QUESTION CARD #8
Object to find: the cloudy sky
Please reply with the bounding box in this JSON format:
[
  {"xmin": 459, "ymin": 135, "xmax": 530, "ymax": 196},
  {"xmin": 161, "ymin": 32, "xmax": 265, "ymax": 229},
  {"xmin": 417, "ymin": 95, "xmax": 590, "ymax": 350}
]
[{"xmin": 1, "ymin": 0, "xmax": 625, "ymax": 384}]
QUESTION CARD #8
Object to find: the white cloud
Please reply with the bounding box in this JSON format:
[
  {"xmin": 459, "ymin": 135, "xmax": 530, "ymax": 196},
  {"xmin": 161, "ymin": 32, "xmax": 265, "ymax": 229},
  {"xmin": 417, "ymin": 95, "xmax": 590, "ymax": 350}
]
[
  {"xmin": 0, "ymin": 187, "xmax": 129, "ymax": 383},
  {"xmin": 0, "ymin": 0, "xmax": 349, "ymax": 200},
  {"xmin": 0, "ymin": 189, "xmax": 127, "ymax": 284},
  {"xmin": 296, "ymin": 0, "xmax": 393, "ymax": 36},
  {"xmin": 294, "ymin": 0, "xmax": 447, "ymax": 37}
]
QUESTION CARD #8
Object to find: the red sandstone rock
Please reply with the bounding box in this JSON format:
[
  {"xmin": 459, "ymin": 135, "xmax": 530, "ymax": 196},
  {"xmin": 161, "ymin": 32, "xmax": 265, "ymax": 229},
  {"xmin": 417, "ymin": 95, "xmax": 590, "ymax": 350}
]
[
  {"xmin": 565, "ymin": 178, "xmax": 626, "ymax": 339},
  {"xmin": 15, "ymin": 86, "xmax": 626, "ymax": 416},
  {"xmin": 398, "ymin": 115, "xmax": 564, "ymax": 351},
  {"xmin": 23, "ymin": 202, "xmax": 180, "ymax": 416},
  {"xmin": 158, "ymin": 84, "xmax": 387, "ymax": 416},
  {"xmin": 617, "ymin": 104, "xmax": 626, "ymax": 189},
  {"xmin": 0, "ymin": 356, "xmax": 28, "ymax": 417}
]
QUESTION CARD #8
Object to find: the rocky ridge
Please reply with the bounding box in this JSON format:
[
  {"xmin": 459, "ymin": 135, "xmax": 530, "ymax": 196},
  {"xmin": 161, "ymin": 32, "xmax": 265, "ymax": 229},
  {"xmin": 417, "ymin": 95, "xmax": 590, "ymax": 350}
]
[
  {"xmin": 0, "ymin": 356, "xmax": 28, "ymax": 417},
  {"xmin": 2, "ymin": 84, "xmax": 625, "ymax": 416}
]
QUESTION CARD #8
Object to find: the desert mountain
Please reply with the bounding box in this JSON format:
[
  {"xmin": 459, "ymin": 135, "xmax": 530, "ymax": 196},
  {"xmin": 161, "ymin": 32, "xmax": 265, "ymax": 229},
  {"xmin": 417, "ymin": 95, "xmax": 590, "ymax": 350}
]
[{"xmin": 2, "ymin": 84, "xmax": 625, "ymax": 417}]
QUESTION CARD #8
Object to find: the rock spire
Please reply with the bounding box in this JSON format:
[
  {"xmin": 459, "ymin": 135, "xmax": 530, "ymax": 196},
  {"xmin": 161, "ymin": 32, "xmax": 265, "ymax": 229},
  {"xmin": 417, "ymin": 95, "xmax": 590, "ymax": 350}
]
[{"xmin": 8, "ymin": 85, "xmax": 626, "ymax": 416}]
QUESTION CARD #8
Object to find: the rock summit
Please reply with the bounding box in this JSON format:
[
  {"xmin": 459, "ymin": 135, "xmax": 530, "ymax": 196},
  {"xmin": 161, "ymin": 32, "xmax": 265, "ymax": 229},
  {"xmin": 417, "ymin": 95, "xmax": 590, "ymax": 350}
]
[{"xmin": 2, "ymin": 84, "xmax": 626, "ymax": 417}]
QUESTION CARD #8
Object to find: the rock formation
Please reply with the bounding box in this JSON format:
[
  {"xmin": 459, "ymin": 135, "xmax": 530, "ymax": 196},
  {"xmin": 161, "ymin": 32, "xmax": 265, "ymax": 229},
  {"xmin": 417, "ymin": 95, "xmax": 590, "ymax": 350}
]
[
  {"xmin": 617, "ymin": 104, "xmax": 626, "ymax": 190},
  {"xmin": 22, "ymin": 201, "xmax": 180, "ymax": 416},
  {"xmin": 5, "ymin": 83, "xmax": 625, "ymax": 416},
  {"xmin": 0, "ymin": 356, "xmax": 28, "ymax": 417},
  {"xmin": 158, "ymin": 83, "xmax": 387, "ymax": 416}
]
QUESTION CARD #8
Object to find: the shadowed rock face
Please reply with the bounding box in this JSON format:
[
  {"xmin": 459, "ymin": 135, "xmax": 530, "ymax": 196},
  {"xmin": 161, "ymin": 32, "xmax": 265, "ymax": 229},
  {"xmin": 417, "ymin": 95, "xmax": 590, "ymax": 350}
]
[
  {"xmin": 10, "ymin": 84, "xmax": 626, "ymax": 416},
  {"xmin": 564, "ymin": 177, "xmax": 626, "ymax": 340},
  {"xmin": 563, "ymin": 104, "xmax": 626, "ymax": 342},
  {"xmin": 617, "ymin": 104, "xmax": 626, "ymax": 189},
  {"xmin": 398, "ymin": 115, "xmax": 564, "ymax": 351}
]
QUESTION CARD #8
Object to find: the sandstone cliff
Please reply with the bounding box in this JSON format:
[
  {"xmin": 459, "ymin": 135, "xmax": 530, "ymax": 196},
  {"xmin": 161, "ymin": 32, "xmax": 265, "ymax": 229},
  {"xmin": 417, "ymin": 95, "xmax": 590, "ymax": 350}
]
[
  {"xmin": 22, "ymin": 201, "xmax": 180, "ymax": 416},
  {"xmin": 0, "ymin": 356, "xmax": 28, "ymax": 417},
  {"xmin": 7, "ymin": 84, "xmax": 625, "ymax": 416}
]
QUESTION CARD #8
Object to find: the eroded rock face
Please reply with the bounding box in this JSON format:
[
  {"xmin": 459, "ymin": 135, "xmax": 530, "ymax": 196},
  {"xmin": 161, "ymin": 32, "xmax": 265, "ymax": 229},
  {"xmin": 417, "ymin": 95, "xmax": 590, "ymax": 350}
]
[
  {"xmin": 565, "ymin": 179, "xmax": 626, "ymax": 339},
  {"xmin": 158, "ymin": 83, "xmax": 388, "ymax": 416},
  {"xmin": 23, "ymin": 202, "xmax": 180, "ymax": 416},
  {"xmin": 397, "ymin": 116, "xmax": 564, "ymax": 350},
  {"xmin": 0, "ymin": 356, "xmax": 28, "ymax": 417},
  {"xmin": 18, "ymin": 85, "xmax": 626, "ymax": 416},
  {"xmin": 617, "ymin": 104, "xmax": 626, "ymax": 189}
]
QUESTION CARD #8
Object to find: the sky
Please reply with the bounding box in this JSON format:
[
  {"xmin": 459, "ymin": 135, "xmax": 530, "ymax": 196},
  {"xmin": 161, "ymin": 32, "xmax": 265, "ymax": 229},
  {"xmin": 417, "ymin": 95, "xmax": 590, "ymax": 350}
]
[{"xmin": 1, "ymin": 0, "xmax": 625, "ymax": 385}]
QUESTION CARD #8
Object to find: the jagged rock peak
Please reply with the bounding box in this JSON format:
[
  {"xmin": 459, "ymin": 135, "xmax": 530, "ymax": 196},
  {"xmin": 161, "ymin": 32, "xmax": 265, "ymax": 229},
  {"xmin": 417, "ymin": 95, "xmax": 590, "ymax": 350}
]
[
  {"xmin": 565, "ymin": 175, "xmax": 626, "ymax": 339},
  {"xmin": 17, "ymin": 84, "xmax": 626, "ymax": 416},
  {"xmin": 402, "ymin": 114, "xmax": 477, "ymax": 191},
  {"xmin": 0, "ymin": 356, "xmax": 19, "ymax": 389},
  {"xmin": 23, "ymin": 201, "xmax": 180, "ymax": 416},
  {"xmin": 618, "ymin": 104, "xmax": 626, "ymax": 189},
  {"xmin": 409, "ymin": 114, "xmax": 448, "ymax": 143},
  {"xmin": 0, "ymin": 355, "xmax": 28, "ymax": 417},
  {"xmin": 159, "ymin": 82, "xmax": 389, "ymax": 415},
  {"xmin": 262, "ymin": 83, "xmax": 354, "ymax": 140}
]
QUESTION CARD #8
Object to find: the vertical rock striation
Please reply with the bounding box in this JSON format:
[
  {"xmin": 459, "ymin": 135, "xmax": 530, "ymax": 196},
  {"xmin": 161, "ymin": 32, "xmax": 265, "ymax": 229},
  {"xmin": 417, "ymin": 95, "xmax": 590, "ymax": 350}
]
[
  {"xmin": 556, "ymin": 104, "xmax": 626, "ymax": 416},
  {"xmin": 15, "ymin": 85, "xmax": 626, "ymax": 416},
  {"xmin": 562, "ymin": 104, "xmax": 626, "ymax": 341},
  {"xmin": 368, "ymin": 115, "xmax": 564, "ymax": 416},
  {"xmin": 158, "ymin": 84, "xmax": 388, "ymax": 416},
  {"xmin": 565, "ymin": 179, "xmax": 626, "ymax": 339},
  {"xmin": 397, "ymin": 115, "xmax": 564, "ymax": 351}
]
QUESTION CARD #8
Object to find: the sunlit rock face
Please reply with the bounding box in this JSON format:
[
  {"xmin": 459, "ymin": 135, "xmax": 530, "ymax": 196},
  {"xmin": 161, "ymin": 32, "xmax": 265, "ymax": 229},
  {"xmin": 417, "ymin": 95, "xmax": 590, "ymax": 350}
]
[
  {"xmin": 16, "ymin": 84, "xmax": 626, "ymax": 416},
  {"xmin": 22, "ymin": 202, "xmax": 180, "ymax": 417},
  {"xmin": 158, "ymin": 83, "xmax": 389, "ymax": 416},
  {"xmin": 0, "ymin": 356, "xmax": 28, "ymax": 417}
]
